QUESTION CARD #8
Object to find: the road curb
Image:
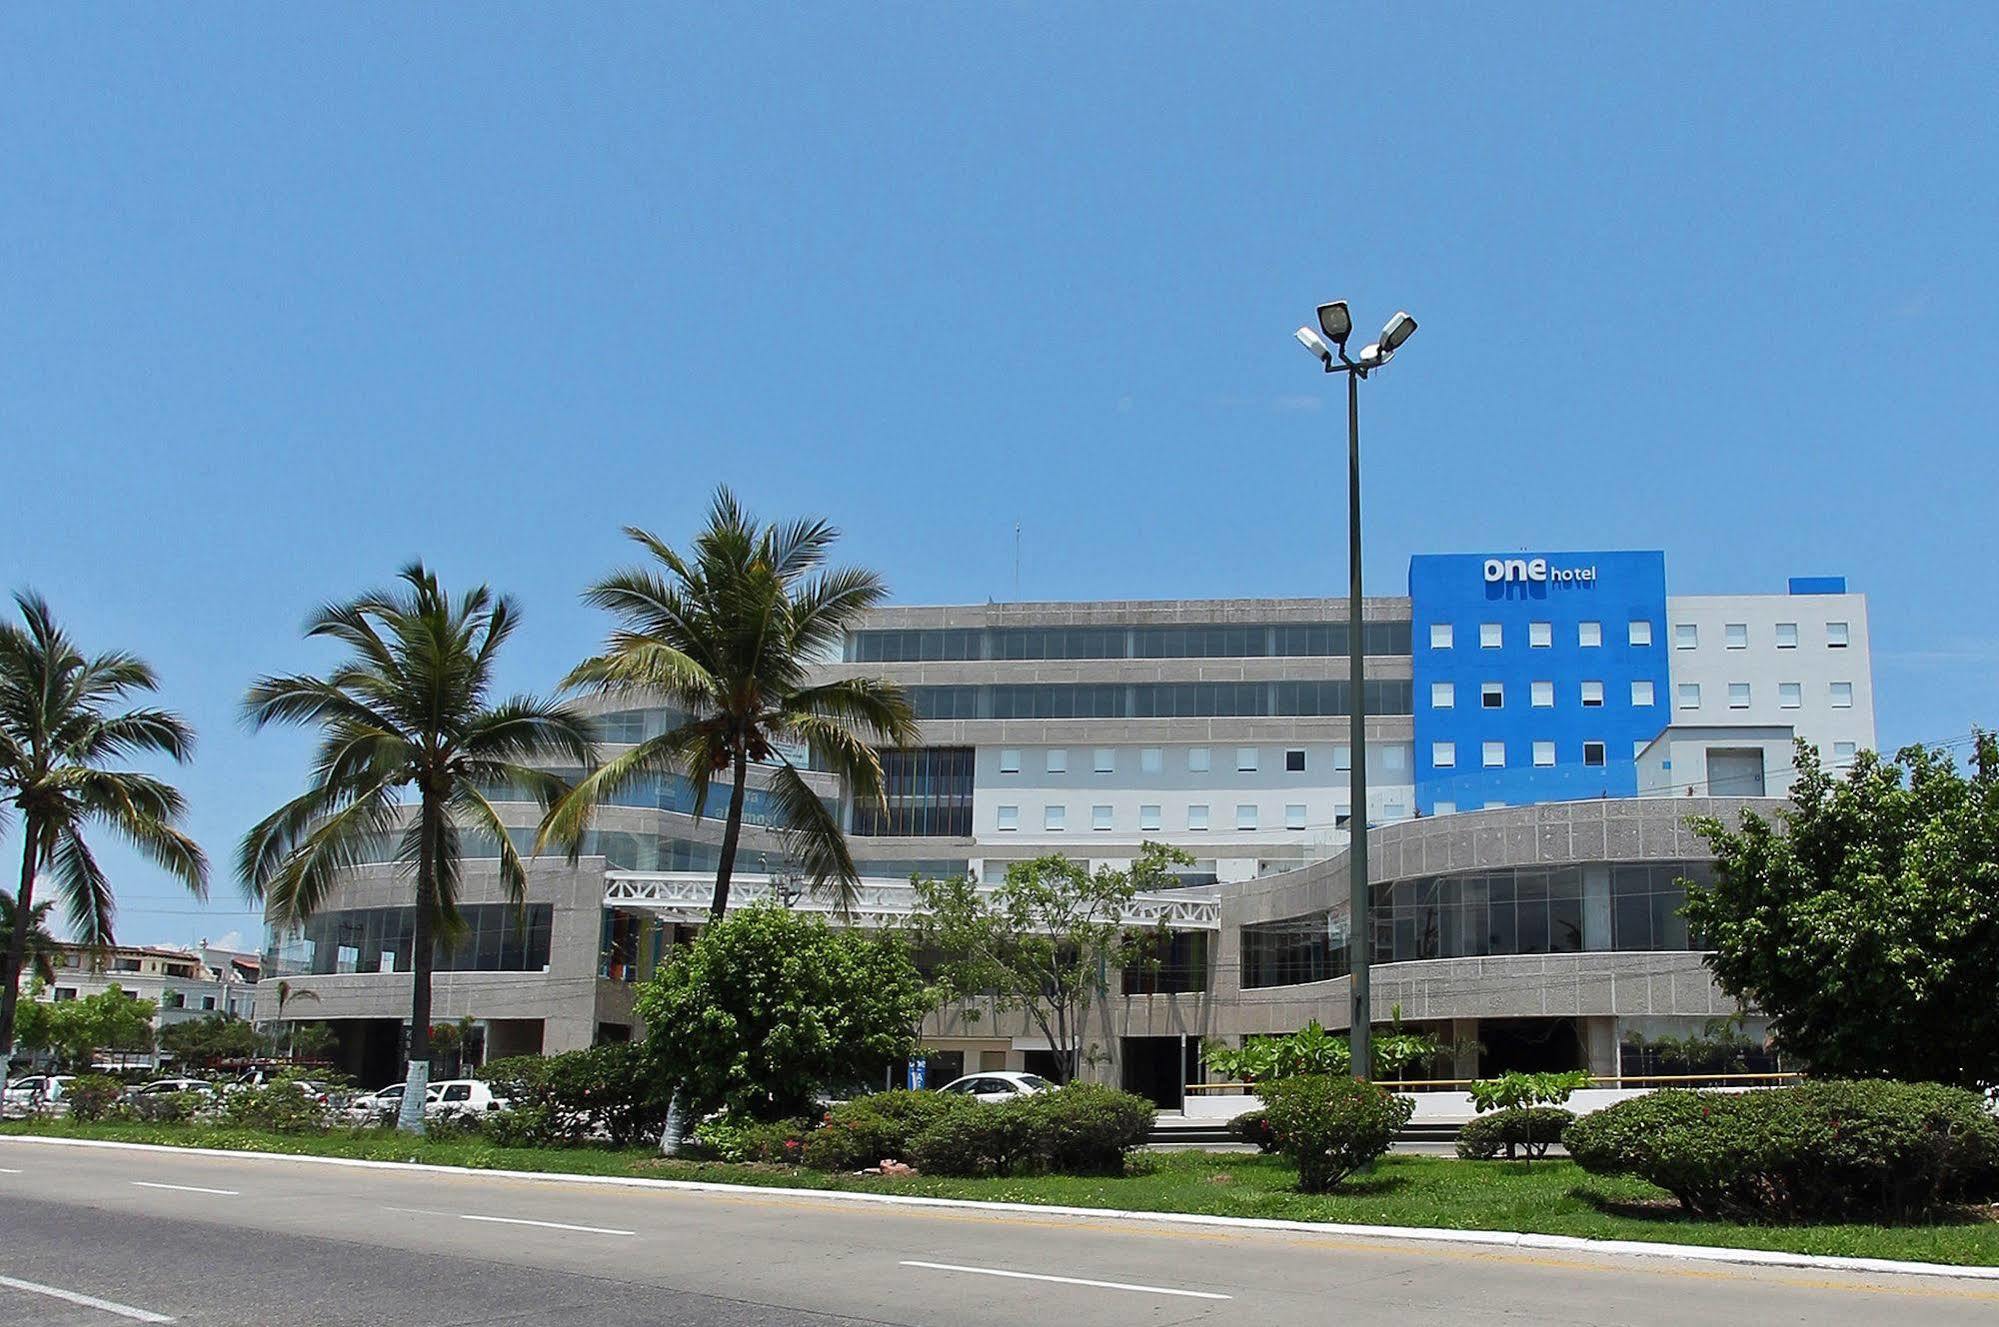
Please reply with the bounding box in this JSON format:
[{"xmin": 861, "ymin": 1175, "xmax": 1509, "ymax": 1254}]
[{"xmin": 6, "ymin": 1133, "xmax": 1997, "ymax": 1284}]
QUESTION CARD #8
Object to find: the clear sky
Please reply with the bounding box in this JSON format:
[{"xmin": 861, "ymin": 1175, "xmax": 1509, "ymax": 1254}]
[{"xmin": 3, "ymin": 8, "xmax": 1994, "ymax": 948}]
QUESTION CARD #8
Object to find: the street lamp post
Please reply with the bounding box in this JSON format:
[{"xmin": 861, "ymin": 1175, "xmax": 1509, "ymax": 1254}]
[{"xmin": 1294, "ymin": 301, "xmax": 1417, "ymax": 1082}]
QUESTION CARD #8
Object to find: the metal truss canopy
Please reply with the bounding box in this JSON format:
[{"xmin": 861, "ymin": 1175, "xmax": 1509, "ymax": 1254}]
[{"xmin": 601, "ymin": 871, "xmax": 1221, "ymax": 931}]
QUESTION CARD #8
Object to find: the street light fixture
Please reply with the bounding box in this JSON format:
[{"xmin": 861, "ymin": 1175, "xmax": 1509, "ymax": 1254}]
[{"xmin": 1292, "ymin": 300, "xmax": 1418, "ymax": 1083}]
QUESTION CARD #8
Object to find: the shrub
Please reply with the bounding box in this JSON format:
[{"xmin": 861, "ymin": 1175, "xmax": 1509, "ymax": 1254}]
[
  {"xmin": 686, "ymin": 1114, "xmax": 815, "ymax": 1165},
  {"xmin": 1259, "ymin": 1075, "xmax": 1414, "ymax": 1193},
  {"xmin": 804, "ymin": 1091, "xmax": 964, "ymax": 1171},
  {"xmin": 1456, "ymin": 1107, "xmax": 1576, "ymax": 1161},
  {"xmin": 221, "ymin": 1075, "xmax": 328, "ymax": 1134},
  {"xmin": 1024, "ymin": 1083, "xmax": 1155, "ymax": 1175},
  {"xmin": 478, "ymin": 1044, "xmax": 669, "ymax": 1149},
  {"xmin": 909, "ymin": 1100, "xmax": 1041, "ymax": 1177},
  {"xmin": 132, "ymin": 1090, "xmax": 205, "ymax": 1125},
  {"xmin": 1228, "ymin": 1108, "xmax": 1279, "ymax": 1153},
  {"xmin": 1564, "ymin": 1080, "xmax": 1999, "ymax": 1222},
  {"xmin": 65, "ymin": 1073, "xmax": 126, "ymax": 1122}
]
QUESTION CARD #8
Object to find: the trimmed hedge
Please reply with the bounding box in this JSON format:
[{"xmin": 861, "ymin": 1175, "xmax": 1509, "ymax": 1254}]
[
  {"xmin": 686, "ymin": 1115, "xmax": 815, "ymax": 1164},
  {"xmin": 1564, "ymin": 1080, "xmax": 1999, "ymax": 1222},
  {"xmin": 221, "ymin": 1076, "xmax": 328, "ymax": 1134},
  {"xmin": 1227, "ymin": 1108, "xmax": 1278, "ymax": 1153},
  {"xmin": 479, "ymin": 1044, "xmax": 668, "ymax": 1148},
  {"xmin": 885, "ymin": 1084, "xmax": 1156, "ymax": 1178},
  {"xmin": 1260, "ymin": 1075, "xmax": 1414, "ymax": 1193},
  {"xmin": 804, "ymin": 1090, "xmax": 964, "ymax": 1171},
  {"xmin": 1456, "ymin": 1107, "xmax": 1576, "ymax": 1161},
  {"xmin": 1028, "ymin": 1082, "xmax": 1155, "ymax": 1175}
]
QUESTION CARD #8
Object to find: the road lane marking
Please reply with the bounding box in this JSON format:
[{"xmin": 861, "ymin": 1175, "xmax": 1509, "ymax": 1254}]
[
  {"xmin": 0, "ymin": 1272, "xmax": 176, "ymax": 1322},
  {"xmin": 900, "ymin": 1260, "xmax": 1230, "ymax": 1300},
  {"xmin": 0, "ymin": 1168, "xmax": 21, "ymax": 1174},
  {"xmin": 383, "ymin": 1205, "xmax": 635, "ymax": 1237},
  {"xmin": 130, "ymin": 1181, "xmax": 238, "ymax": 1196}
]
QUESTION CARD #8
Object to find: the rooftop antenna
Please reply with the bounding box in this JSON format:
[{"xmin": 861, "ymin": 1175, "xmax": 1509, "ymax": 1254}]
[{"xmin": 1013, "ymin": 521, "xmax": 1021, "ymax": 602}]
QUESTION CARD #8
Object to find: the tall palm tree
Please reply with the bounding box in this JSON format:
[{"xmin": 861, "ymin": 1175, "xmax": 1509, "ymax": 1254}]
[
  {"xmin": 241, "ymin": 564, "xmax": 595, "ymax": 1132},
  {"xmin": 0, "ymin": 592, "xmax": 208, "ymax": 1096},
  {"xmin": 541, "ymin": 487, "xmax": 919, "ymax": 919},
  {"xmin": 1, "ymin": 893, "xmax": 62, "ymax": 987}
]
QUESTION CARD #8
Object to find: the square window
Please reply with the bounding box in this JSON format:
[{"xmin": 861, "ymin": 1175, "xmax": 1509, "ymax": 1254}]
[
  {"xmin": 1481, "ymin": 681, "xmax": 1504, "ymax": 709},
  {"xmin": 1432, "ymin": 742, "xmax": 1456, "ymax": 769},
  {"xmin": 1285, "ymin": 748, "xmax": 1306, "ymax": 772},
  {"xmin": 1530, "ymin": 680, "xmax": 1554, "ymax": 708},
  {"xmin": 1285, "ymin": 803, "xmax": 1307, "ymax": 830},
  {"xmin": 1579, "ymin": 620, "xmax": 1603, "ymax": 647},
  {"xmin": 999, "ymin": 749, "xmax": 1021, "ymax": 774},
  {"xmin": 1187, "ymin": 804, "xmax": 1209, "ymax": 831},
  {"xmin": 1480, "ymin": 622, "xmax": 1502, "ymax": 648},
  {"xmin": 1725, "ymin": 623, "xmax": 1748, "ymax": 650},
  {"xmin": 1629, "ymin": 619, "xmax": 1653, "ymax": 646},
  {"xmin": 1728, "ymin": 682, "xmax": 1751, "ymax": 708},
  {"xmin": 1630, "ymin": 680, "xmax": 1655, "ymax": 706},
  {"xmin": 1043, "ymin": 805, "xmax": 1066, "ymax": 832},
  {"xmin": 1779, "ymin": 681, "xmax": 1801, "ymax": 708},
  {"xmin": 1830, "ymin": 681, "xmax": 1853, "ymax": 708},
  {"xmin": 1775, "ymin": 622, "xmax": 1799, "ymax": 649},
  {"xmin": 1833, "ymin": 741, "xmax": 1856, "ymax": 763},
  {"xmin": 1382, "ymin": 745, "xmax": 1406, "ymax": 771},
  {"xmin": 1482, "ymin": 740, "xmax": 1505, "ymax": 768},
  {"xmin": 1827, "ymin": 621, "xmax": 1850, "ymax": 648},
  {"xmin": 996, "ymin": 805, "xmax": 1019, "ymax": 831},
  {"xmin": 1138, "ymin": 804, "xmax": 1162, "ymax": 832},
  {"xmin": 1583, "ymin": 741, "xmax": 1607, "ymax": 768},
  {"xmin": 1188, "ymin": 747, "xmax": 1210, "ymax": 773},
  {"xmin": 1675, "ymin": 623, "xmax": 1698, "ymax": 649},
  {"xmin": 1433, "ymin": 800, "xmax": 1457, "ymax": 816},
  {"xmin": 1236, "ymin": 804, "xmax": 1259, "ymax": 831},
  {"xmin": 1093, "ymin": 747, "xmax": 1115, "ymax": 774},
  {"xmin": 1529, "ymin": 621, "xmax": 1552, "ymax": 648},
  {"xmin": 1333, "ymin": 746, "xmax": 1351, "ymax": 772},
  {"xmin": 1140, "ymin": 747, "xmax": 1163, "ymax": 774},
  {"xmin": 1430, "ymin": 623, "xmax": 1453, "ymax": 649},
  {"xmin": 1678, "ymin": 682, "xmax": 1701, "ymax": 709},
  {"xmin": 1236, "ymin": 747, "xmax": 1259, "ymax": 772},
  {"xmin": 1431, "ymin": 681, "xmax": 1455, "ymax": 709},
  {"xmin": 1533, "ymin": 740, "xmax": 1556, "ymax": 767},
  {"xmin": 1046, "ymin": 749, "xmax": 1068, "ymax": 774},
  {"xmin": 1580, "ymin": 680, "xmax": 1604, "ymax": 707},
  {"xmin": 1092, "ymin": 804, "xmax": 1113, "ymax": 831}
]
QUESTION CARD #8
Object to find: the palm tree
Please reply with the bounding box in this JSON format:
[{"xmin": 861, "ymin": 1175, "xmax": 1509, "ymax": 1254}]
[
  {"xmin": 241, "ymin": 564, "xmax": 595, "ymax": 1132},
  {"xmin": 0, "ymin": 893, "xmax": 61, "ymax": 987},
  {"xmin": 0, "ymin": 592, "xmax": 208, "ymax": 1096},
  {"xmin": 541, "ymin": 488, "xmax": 919, "ymax": 920}
]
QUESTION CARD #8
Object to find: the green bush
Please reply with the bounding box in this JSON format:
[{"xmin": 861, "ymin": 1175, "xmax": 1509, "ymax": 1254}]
[
  {"xmin": 804, "ymin": 1091, "xmax": 964, "ymax": 1171},
  {"xmin": 221, "ymin": 1075, "xmax": 328, "ymax": 1134},
  {"xmin": 478, "ymin": 1044, "xmax": 669, "ymax": 1148},
  {"xmin": 132, "ymin": 1090, "xmax": 206, "ymax": 1125},
  {"xmin": 1564, "ymin": 1080, "xmax": 1999, "ymax": 1222},
  {"xmin": 1023, "ymin": 1083, "xmax": 1155, "ymax": 1175},
  {"xmin": 686, "ymin": 1114, "xmax": 814, "ymax": 1165},
  {"xmin": 1227, "ymin": 1108, "xmax": 1278, "ymax": 1153},
  {"xmin": 908, "ymin": 1099, "xmax": 1041, "ymax": 1177},
  {"xmin": 1455, "ymin": 1106, "xmax": 1576, "ymax": 1161},
  {"xmin": 1259, "ymin": 1075, "xmax": 1415, "ymax": 1193},
  {"xmin": 65, "ymin": 1073, "xmax": 126, "ymax": 1122}
]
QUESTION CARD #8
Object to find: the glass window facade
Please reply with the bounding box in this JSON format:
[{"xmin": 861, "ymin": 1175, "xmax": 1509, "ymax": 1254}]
[
  {"xmin": 851, "ymin": 747, "xmax": 975, "ymax": 837},
  {"xmin": 1241, "ymin": 915, "xmax": 1350, "ymax": 988},
  {"xmin": 845, "ymin": 621, "xmax": 1412, "ymax": 663},
  {"xmin": 908, "ymin": 680, "xmax": 1414, "ymax": 720},
  {"xmin": 289, "ymin": 904, "xmax": 553, "ymax": 976},
  {"xmin": 1120, "ymin": 930, "xmax": 1211, "ymax": 994}
]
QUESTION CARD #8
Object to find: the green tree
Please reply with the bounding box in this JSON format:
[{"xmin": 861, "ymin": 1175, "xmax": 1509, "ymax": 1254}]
[
  {"xmin": 240, "ymin": 564, "xmax": 596, "ymax": 1130},
  {"xmin": 0, "ymin": 592, "xmax": 207, "ymax": 1099},
  {"xmin": 159, "ymin": 1012, "xmax": 261, "ymax": 1069},
  {"xmin": 541, "ymin": 488, "xmax": 918, "ymax": 918},
  {"xmin": 911, "ymin": 844, "xmax": 1194, "ymax": 1084},
  {"xmin": 19, "ymin": 985, "xmax": 157, "ymax": 1070},
  {"xmin": 1684, "ymin": 735, "xmax": 1999, "ymax": 1090},
  {"xmin": 1204, "ymin": 1018, "xmax": 1444, "ymax": 1084},
  {"xmin": 636, "ymin": 903, "xmax": 928, "ymax": 1121},
  {"xmin": 0, "ymin": 891, "xmax": 62, "ymax": 986}
]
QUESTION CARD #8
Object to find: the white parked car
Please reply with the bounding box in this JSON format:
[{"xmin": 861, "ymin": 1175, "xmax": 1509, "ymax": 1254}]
[
  {"xmin": 936, "ymin": 1072, "xmax": 1054, "ymax": 1103},
  {"xmin": 128, "ymin": 1077, "xmax": 217, "ymax": 1100},
  {"xmin": 3, "ymin": 1074, "xmax": 74, "ymax": 1115},
  {"xmin": 423, "ymin": 1079, "xmax": 510, "ymax": 1121},
  {"xmin": 346, "ymin": 1082, "xmax": 439, "ymax": 1122}
]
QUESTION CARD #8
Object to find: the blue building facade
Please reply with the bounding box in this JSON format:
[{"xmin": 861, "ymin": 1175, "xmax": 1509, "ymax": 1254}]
[{"xmin": 1409, "ymin": 551, "xmax": 1670, "ymax": 813}]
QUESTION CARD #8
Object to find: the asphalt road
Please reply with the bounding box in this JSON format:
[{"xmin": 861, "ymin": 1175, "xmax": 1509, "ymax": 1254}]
[{"xmin": 3, "ymin": 1137, "xmax": 1996, "ymax": 1326}]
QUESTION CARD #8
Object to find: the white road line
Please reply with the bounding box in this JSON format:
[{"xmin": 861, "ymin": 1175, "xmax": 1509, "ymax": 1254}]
[
  {"xmin": 0, "ymin": 1272, "xmax": 176, "ymax": 1322},
  {"xmin": 384, "ymin": 1205, "xmax": 635, "ymax": 1237},
  {"xmin": 900, "ymin": 1260, "xmax": 1230, "ymax": 1301},
  {"xmin": 0, "ymin": 1168, "xmax": 22, "ymax": 1174},
  {"xmin": 130, "ymin": 1181, "xmax": 239, "ymax": 1197}
]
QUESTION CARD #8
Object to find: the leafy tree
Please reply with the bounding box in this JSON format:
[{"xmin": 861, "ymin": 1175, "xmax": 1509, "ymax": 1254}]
[
  {"xmin": 0, "ymin": 592, "xmax": 207, "ymax": 1099},
  {"xmin": 159, "ymin": 1012, "xmax": 261, "ymax": 1068},
  {"xmin": 541, "ymin": 488, "xmax": 918, "ymax": 917},
  {"xmin": 240, "ymin": 564, "xmax": 596, "ymax": 1130},
  {"xmin": 18, "ymin": 985, "xmax": 157, "ymax": 1070},
  {"xmin": 288, "ymin": 1020, "xmax": 336, "ymax": 1063},
  {"xmin": 1465, "ymin": 1070, "xmax": 1593, "ymax": 1167},
  {"xmin": 910, "ymin": 844, "xmax": 1194, "ymax": 1084},
  {"xmin": 0, "ymin": 891, "xmax": 61, "ymax": 986},
  {"xmin": 636, "ymin": 903, "xmax": 928, "ymax": 1120},
  {"xmin": 1684, "ymin": 735, "xmax": 1999, "ymax": 1089},
  {"xmin": 1204, "ymin": 1018, "xmax": 1445, "ymax": 1085}
]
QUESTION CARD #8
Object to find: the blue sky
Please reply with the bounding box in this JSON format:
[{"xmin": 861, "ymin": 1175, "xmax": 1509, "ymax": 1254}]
[{"xmin": 3, "ymin": 8, "xmax": 1994, "ymax": 947}]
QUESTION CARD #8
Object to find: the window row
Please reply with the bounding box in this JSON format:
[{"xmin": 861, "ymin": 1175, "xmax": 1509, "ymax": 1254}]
[
  {"xmin": 996, "ymin": 803, "xmax": 1328, "ymax": 833},
  {"xmin": 1429, "ymin": 679, "xmax": 1655, "ymax": 710},
  {"xmin": 909, "ymin": 680, "xmax": 1415, "ymax": 720},
  {"xmin": 1431, "ymin": 739, "xmax": 1646, "ymax": 769},
  {"xmin": 1675, "ymin": 681, "xmax": 1854, "ymax": 710},
  {"xmin": 845, "ymin": 622, "xmax": 1414, "ymax": 663},
  {"xmin": 1429, "ymin": 620, "xmax": 1652, "ymax": 650},
  {"xmin": 289, "ymin": 904, "xmax": 554, "ymax": 976},
  {"xmin": 1673, "ymin": 621, "xmax": 1849, "ymax": 650},
  {"xmin": 997, "ymin": 745, "xmax": 1401, "ymax": 775}
]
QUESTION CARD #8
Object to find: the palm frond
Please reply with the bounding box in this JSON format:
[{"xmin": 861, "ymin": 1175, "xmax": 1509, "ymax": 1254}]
[
  {"xmin": 764, "ymin": 761, "xmax": 861, "ymax": 915},
  {"xmin": 49, "ymin": 828, "xmax": 116, "ymax": 951}
]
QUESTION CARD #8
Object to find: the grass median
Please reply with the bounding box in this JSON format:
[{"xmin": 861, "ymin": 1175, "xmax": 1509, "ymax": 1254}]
[{"xmin": 5, "ymin": 1117, "xmax": 1995, "ymax": 1268}]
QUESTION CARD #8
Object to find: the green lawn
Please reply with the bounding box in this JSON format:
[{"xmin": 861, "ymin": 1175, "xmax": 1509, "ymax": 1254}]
[{"xmin": 7, "ymin": 1118, "xmax": 1996, "ymax": 1267}]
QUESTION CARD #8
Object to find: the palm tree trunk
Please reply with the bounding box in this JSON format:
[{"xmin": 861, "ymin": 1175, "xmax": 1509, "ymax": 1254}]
[
  {"xmin": 397, "ymin": 797, "xmax": 440, "ymax": 1135},
  {"xmin": 0, "ymin": 818, "xmax": 42, "ymax": 1101},
  {"xmin": 709, "ymin": 748, "xmax": 750, "ymax": 921}
]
